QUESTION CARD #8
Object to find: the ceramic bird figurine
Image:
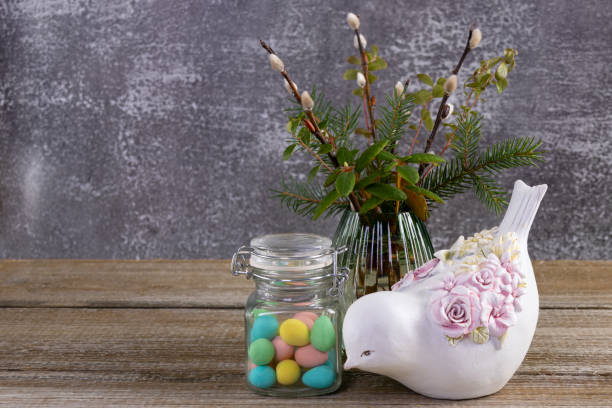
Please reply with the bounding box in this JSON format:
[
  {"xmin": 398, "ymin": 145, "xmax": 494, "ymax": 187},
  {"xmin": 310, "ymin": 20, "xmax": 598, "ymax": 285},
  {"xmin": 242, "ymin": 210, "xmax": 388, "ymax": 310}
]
[{"xmin": 342, "ymin": 180, "xmax": 547, "ymax": 399}]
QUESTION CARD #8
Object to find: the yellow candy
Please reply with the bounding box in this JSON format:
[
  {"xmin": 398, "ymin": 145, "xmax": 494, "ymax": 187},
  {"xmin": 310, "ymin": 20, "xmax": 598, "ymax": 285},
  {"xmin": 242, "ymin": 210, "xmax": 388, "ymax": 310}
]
[
  {"xmin": 276, "ymin": 359, "xmax": 300, "ymax": 385},
  {"xmin": 279, "ymin": 318, "xmax": 310, "ymax": 346}
]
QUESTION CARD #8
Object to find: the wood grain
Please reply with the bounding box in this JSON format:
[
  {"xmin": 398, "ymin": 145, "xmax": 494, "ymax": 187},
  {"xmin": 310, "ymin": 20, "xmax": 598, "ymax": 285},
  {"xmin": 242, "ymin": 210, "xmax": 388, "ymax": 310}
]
[
  {"xmin": 0, "ymin": 260, "xmax": 610, "ymax": 406},
  {"xmin": 0, "ymin": 308, "xmax": 610, "ymax": 407},
  {"xmin": 1, "ymin": 260, "xmax": 611, "ymax": 308}
]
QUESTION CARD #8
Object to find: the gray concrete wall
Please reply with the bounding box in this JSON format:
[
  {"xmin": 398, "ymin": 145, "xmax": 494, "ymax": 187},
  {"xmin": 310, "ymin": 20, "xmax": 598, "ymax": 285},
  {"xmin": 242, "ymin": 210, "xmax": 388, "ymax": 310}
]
[{"xmin": 0, "ymin": 0, "xmax": 610, "ymax": 259}]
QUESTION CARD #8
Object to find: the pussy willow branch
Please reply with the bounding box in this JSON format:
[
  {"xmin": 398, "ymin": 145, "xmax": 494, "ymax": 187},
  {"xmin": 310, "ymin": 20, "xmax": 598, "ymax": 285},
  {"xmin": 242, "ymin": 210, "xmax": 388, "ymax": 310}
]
[
  {"xmin": 419, "ymin": 85, "xmax": 482, "ymax": 183},
  {"xmin": 354, "ymin": 28, "xmax": 377, "ymax": 141},
  {"xmin": 418, "ymin": 24, "xmax": 476, "ymax": 176},
  {"xmin": 259, "ymin": 40, "xmax": 361, "ymax": 212}
]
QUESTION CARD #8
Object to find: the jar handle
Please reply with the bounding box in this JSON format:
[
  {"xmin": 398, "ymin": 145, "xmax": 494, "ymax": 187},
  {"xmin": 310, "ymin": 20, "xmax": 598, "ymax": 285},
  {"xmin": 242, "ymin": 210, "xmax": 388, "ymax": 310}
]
[{"xmin": 230, "ymin": 246, "xmax": 253, "ymax": 278}]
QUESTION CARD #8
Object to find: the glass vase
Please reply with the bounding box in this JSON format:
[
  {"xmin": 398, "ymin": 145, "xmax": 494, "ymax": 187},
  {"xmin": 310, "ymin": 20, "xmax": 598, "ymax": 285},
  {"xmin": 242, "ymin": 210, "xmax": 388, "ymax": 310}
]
[{"xmin": 332, "ymin": 210, "xmax": 434, "ymax": 310}]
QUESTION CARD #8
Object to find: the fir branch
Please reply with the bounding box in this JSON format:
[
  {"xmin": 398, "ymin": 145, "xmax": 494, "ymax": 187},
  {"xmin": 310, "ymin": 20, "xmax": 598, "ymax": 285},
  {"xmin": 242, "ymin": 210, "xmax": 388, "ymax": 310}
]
[
  {"xmin": 422, "ymin": 136, "xmax": 544, "ymax": 211},
  {"xmin": 470, "ymin": 173, "xmax": 508, "ymax": 215},
  {"xmin": 451, "ymin": 113, "xmax": 482, "ymax": 167},
  {"xmin": 378, "ymin": 92, "xmax": 415, "ymax": 142},
  {"xmin": 272, "ymin": 179, "xmax": 350, "ymax": 218}
]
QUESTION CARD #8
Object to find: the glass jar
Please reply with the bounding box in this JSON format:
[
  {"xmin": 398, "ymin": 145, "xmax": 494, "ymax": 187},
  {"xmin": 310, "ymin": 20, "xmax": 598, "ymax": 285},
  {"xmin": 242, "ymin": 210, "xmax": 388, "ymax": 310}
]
[{"xmin": 231, "ymin": 233, "xmax": 347, "ymax": 397}]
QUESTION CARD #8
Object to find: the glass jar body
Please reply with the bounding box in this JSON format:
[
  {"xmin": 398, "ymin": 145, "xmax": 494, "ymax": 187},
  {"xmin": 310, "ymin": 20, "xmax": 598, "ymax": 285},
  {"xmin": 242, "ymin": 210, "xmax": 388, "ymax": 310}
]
[{"xmin": 244, "ymin": 271, "xmax": 342, "ymax": 397}]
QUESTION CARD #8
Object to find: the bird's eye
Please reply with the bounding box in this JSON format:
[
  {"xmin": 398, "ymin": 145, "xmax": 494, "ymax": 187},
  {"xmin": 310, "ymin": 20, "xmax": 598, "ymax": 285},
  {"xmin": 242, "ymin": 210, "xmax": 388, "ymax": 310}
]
[{"xmin": 360, "ymin": 350, "xmax": 373, "ymax": 357}]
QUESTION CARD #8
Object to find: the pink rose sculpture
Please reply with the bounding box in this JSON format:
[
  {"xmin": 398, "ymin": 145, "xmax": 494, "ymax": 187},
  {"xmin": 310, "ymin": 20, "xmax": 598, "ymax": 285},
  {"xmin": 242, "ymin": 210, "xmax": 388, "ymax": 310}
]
[
  {"xmin": 428, "ymin": 251, "xmax": 526, "ymax": 346},
  {"xmin": 429, "ymin": 285, "xmax": 482, "ymax": 338}
]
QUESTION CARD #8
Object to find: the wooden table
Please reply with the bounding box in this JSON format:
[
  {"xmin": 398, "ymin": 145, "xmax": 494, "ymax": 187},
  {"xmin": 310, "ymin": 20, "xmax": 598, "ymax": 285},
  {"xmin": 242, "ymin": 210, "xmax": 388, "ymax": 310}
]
[{"xmin": 0, "ymin": 260, "xmax": 610, "ymax": 406}]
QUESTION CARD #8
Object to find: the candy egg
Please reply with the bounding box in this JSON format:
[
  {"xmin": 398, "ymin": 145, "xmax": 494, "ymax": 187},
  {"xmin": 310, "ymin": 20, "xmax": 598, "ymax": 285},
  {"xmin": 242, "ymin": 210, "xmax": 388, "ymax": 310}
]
[
  {"xmin": 272, "ymin": 336, "xmax": 294, "ymax": 362},
  {"xmin": 295, "ymin": 344, "xmax": 328, "ymax": 368},
  {"xmin": 310, "ymin": 315, "xmax": 335, "ymax": 352},
  {"xmin": 250, "ymin": 315, "xmax": 279, "ymax": 341},
  {"xmin": 293, "ymin": 311, "xmax": 318, "ymax": 329},
  {"xmin": 275, "ymin": 359, "xmax": 300, "ymax": 385},
  {"xmin": 248, "ymin": 338, "xmax": 275, "ymax": 365},
  {"xmin": 279, "ymin": 318, "xmax": 309, "ymax": 346},
  {"xmin": 302, "ymin": 365, "xmax": 336, "ymax": 389},
  {"xmin": 248, "ymin": 365, "xmax": 276, "ymax": 388}
]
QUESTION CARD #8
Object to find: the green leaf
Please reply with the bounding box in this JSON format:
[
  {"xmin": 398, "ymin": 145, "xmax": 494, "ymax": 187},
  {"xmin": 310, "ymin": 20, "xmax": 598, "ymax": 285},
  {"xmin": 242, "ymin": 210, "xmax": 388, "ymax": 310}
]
[
  {"xmin": 424, "ymin": 115, "xmax": 434, "ymax": 132},
  {"xmin": 354, "ymin": 171, "xmax": 381, "ymax": 190},
  {"xmin": 343, "ymin": 69, "xmax": 359, "ymax": 80},
  {"xmin": 313, "ymin": 189, "xmax": 340, "ymax": 220},
  {"xmin": 283, "ymin": 144, "xmax": 297, "ymax": 160},
  {"xmin": 377, "ymin": 150, "xmax": 397, "ymax": 161},
  {"xmin": 404, "ymin": 184, "xmax": 444, "ymax": 203},
  {"xmin": 318, "ymin": 144, "xmax": 333, "ymax": 154},
  {"xmin": 370, "ymin": 45, "xmax": 379, "ymax": 56},
  {"xmin": 355, "ymin": 139, "xmax": 389, "ymax": 172},
  {"xmin": 352, "ymin": 88, "xmax": 364, "ymax": 96},
  {"xmin": 366, "ymin": 183, "xmax": 407, "ymax": 200},
  {"xmin": 495, "ymin": 62, "xmax": 508, "ymax": 80},
  {"xmin": 324, "ymin": 169, "xmax": 341, "ymax": 187},
  {"xmin": 478, "ymin": 73, "xmax": 492, "ymax": 86},
  {"xmin": 337, "ymin": 146, "xmax": 355, "ymax": 165},
  {"xmin": 417, "ymin": 73, "xmax": 433, "ymax": 86},
  {"xmin": 397, "ymin": 165, "xmax": 419, "ymax": 184},
  {"xmin": 432, "ymin": 84, "xmax": 445, "ymax": 97},
  {"xmin": 368, "ymin": 73, "xmax": 378, "ymax": 83},
  {"xmin": 413, "ymin": 89, "xmax": 432, "ymax": 105},
  {"xmin": 307, "ymin": 165, "xmax": 320, "ymax": 183},
  {"xmin": 486, "ymin": 56, "xmax": 503, "ymax": 69},
  {"xmin": 335, "ymin": 171, "xmax": 356, "ymax": 197},
  {"xmin": 437, "ymin": 77, "xmax": 446, "ymax": 86},
  {"xmin": 402, "ymin": 153, "xmax": 446, "ymax": 164},
  {"xmin": 368, "ymin": 57, "xmax": 388, "ymax": 71},
  {"xmin": 359, "ymin": 196, "xmax": 384, "ymax": 214},
  {"xmin": 346, "ymin": 55, "xmax": 361, "ymax": 65},
  {"xmin": 298, "ymin": 127, "xmax": 310, "ymax": 145},
  {"xmin": 496, "ymin": 77, "xmax": 508, "ymax": 94}
]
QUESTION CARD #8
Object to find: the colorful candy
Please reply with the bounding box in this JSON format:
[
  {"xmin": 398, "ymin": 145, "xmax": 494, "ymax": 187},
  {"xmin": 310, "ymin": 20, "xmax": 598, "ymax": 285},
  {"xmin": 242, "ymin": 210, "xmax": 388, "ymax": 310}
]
[
  {"xmin": 279, "ymin": 318, "xmax": 310, "ymax": 346},
  {"xmin": 272, "ymin": 336, "xmax": 294, "ymax": 362},
  {"xmin": 302, "ymin": 365, "xmax": 336, "ymax": 389},
  {"xmin": 247, "ymin": 312, "xmax": 338, "ymax": 390},
  {"xmin": 248, "ymin": 365, "xmax": 276, "ymax": 388},
  {"xmin": 250, "ymin": 315, "xmax": 279, "ymax": 341},
  {"xmin": 310, "ymin": 315, "xmax": 336, "ymax": 352},
  {"xmin": 293, "ymin": 311, "xmax": 318, "ymax": 329},
  {"xmin": 276, "ymin": 359, "xmax": 301, "ymax": 385},
  {"xmin": 295, "ymin": 344, "xmax": 328, "ymax": 368},
  {"xmin": 248, "ymin": 338, "xmax": 275, "ymax": 365}
]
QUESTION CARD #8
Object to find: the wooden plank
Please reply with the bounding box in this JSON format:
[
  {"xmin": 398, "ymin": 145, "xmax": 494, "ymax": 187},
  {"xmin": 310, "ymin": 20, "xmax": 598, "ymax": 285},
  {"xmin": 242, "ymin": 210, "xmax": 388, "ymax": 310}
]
[
  {"xmin": 0, "ymin": 308, "xmax": 610, "ymax": 406},
  {"xmin": 1, "ymin": 260, "xmax": 611, "ymax": 309}
]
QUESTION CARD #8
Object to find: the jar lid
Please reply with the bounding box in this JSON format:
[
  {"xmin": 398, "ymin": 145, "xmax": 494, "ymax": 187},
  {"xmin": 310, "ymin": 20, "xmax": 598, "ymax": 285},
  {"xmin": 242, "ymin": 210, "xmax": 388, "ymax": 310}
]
[{"xmin": 249, "ymin": 233, "xmax": 334, "ymax": 271}]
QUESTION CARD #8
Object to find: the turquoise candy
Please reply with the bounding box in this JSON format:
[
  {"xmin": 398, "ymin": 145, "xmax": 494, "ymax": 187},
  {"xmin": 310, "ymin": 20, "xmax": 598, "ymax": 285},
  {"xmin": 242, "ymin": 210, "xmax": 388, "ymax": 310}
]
[
  {"xmin": 250, "ymin": 315, "xmax": 279, "ymax": 341},
  {"xmin": 248, "ymin": 365, "xmax": 276, "ymax": 388},
  {"xmin": 310, "ymin": 315, "xmax": 336, "ymax": 352},
  {"xmin": 302, "ymin": 365, "xmax": 336, "ymax": 389}
]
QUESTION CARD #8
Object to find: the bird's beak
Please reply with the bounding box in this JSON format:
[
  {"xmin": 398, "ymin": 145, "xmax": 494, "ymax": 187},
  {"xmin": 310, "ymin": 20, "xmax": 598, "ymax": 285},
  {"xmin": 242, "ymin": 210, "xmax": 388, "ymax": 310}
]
[{"xmin": 344, "ymin": 358, "xmax": 355, "ymax": 370}]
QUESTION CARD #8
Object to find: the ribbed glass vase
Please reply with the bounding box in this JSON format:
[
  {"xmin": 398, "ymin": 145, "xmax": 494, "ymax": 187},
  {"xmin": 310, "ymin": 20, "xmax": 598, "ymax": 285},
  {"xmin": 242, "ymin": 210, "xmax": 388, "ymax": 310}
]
[{"xmin": 333, "ymin": 210, "xmax": 434, "ymax": 310}]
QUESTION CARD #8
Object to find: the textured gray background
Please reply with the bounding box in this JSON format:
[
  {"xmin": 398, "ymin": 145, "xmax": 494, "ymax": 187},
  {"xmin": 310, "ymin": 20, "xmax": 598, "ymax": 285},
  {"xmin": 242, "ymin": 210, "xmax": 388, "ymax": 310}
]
[{"xmin": 0, "ymin": 0, "xmax": 610, "ymax": 259}]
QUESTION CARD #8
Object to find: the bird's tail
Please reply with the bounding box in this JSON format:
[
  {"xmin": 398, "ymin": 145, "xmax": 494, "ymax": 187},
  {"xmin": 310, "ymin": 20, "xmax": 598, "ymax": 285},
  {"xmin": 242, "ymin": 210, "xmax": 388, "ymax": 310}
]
[{"xmin": 498, "ymin": 180, "xmax": 548, "ymax": 244}]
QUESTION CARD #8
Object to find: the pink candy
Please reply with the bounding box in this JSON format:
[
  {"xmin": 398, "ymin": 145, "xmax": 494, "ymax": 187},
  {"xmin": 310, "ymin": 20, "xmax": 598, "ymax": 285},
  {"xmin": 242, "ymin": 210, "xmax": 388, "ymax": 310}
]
[
  {"xmin": 272, "ymin": 336, "xmax": 294, "ymax": 362},
  {"xmin": 295, "ymin": 344, "xmax": 329, "ymax": 368},
  {"xmin": 293, "ymin": 311, "xmax": 318, "ymax": 330}
]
